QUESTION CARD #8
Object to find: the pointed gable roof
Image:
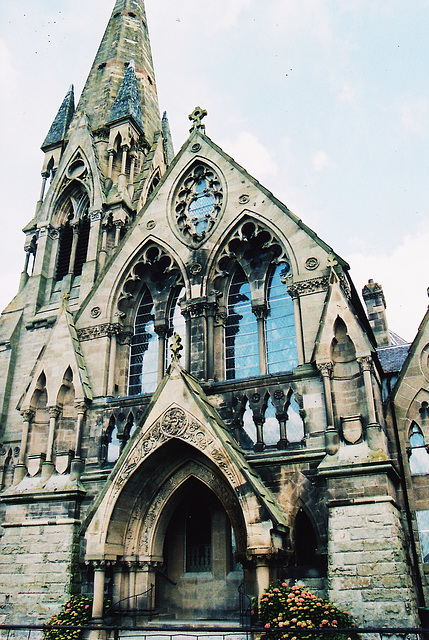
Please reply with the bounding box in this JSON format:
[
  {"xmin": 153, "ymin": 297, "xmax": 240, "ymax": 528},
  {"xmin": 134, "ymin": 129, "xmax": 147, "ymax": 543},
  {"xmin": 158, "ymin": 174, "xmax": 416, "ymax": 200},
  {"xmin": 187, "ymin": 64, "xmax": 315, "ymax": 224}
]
[
  {"xmin": 107, "ymin": 60, "xmax": 144, "ymax": 131},
  {"xmin": 82, "ymin": 358, "xmax": 288, "ymax": 556},
  {"xmin": 75, "ymin": 0, "xmax": 160, "ymax": 139},
  {"xmin": 42, "ymin": 86, "xmax": 75, "ymax": 151}
]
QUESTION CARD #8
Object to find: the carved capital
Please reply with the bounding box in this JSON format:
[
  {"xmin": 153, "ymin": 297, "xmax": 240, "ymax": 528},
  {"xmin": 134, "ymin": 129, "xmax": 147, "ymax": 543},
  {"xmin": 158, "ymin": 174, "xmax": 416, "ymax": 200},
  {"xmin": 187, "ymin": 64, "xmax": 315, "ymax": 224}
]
[
  {"xmin": 252, "ymin": 304, "xmax": 268, "ymax": 320},
  {"xmin": 358, "ymin": 356, "xmax": 373, "ymax": 372},
  {"xmin": 75, "ymin": 401, "xmax": 88, "ymax": 415},
  {"xmin": 21, "ymin": 409, "xmax": 35, "ymax": 423},
  {"xmin": 317, "ymin": 361, "xmax": 333, "ymax": 378},
  {"xmin": 48, "ymin": 406, "xmax": 61, "ymax": 419}
]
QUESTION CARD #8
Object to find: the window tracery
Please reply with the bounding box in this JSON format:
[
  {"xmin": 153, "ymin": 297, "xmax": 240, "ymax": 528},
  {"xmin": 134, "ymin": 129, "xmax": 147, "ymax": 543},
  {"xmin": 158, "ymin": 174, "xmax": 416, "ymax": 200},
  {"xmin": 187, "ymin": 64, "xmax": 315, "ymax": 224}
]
[
  {"xmin": 129, "ymin": 287, "xmax": 158, "ymax": 396},
  {"xmin": 226, "ymin": 266, "xmax": 259, "ymax": 380},
  {"xmin": 174, "ymin": 163, "xmax": 223, "ymax": 246},
  {"xmin": 53, "ymin": 183, "xmax": 90, "ymax": 282}
]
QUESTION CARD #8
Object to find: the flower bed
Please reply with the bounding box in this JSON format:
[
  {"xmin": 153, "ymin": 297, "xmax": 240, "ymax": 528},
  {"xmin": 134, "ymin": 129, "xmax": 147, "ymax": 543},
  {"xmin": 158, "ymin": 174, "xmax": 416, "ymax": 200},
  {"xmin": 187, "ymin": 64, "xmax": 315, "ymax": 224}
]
[
  {"xmin": 45, "ymin": 595, "xmax": 93, "ymax": 640},
  {"xmin": 257, "ymin": 582, "xmax": 357, "ymax": 640}
]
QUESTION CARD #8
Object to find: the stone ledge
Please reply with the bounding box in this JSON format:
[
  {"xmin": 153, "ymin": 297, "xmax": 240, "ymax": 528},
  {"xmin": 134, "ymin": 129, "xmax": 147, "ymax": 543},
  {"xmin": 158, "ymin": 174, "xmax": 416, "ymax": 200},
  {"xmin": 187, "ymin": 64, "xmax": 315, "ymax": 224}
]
[{"xmin": 2, "ymin": 518, "xmax": 81, "ymax": 528}]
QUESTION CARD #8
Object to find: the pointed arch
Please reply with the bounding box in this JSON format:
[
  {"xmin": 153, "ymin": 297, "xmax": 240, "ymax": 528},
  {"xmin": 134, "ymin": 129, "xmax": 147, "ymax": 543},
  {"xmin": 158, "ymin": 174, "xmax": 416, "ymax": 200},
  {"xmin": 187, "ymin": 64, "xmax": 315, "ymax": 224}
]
[
  {"xmin": 408, "ymin": 422, "xmax": 429, "ymax": 475},
  {"xmin": 266, "ymin": 262, "xmax": 298, "ymax": 373},
  {"xmin": 129, "ymin": 285, "xmax": 158, "ymax": 395}
]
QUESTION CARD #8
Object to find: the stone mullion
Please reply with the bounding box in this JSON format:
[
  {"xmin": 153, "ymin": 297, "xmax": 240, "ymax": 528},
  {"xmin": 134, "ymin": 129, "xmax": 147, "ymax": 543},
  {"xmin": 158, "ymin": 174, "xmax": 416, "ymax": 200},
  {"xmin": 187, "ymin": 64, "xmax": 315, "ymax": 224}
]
[
  {"xmin": 253, "ymin": 415, "xmax": 265, "ymax": 452},
  {"xmin": 107, "ymin": 324, "xmax": 121, "ymax": 396},
  {"xmin": 252, "ymin": 304, "xmax": 268, "ymax": 376},
  {"xmin": 155, "ymin": 323, "xmax": 168, "ymax": 382},
  {"xmin": 74, "ymin": 402, "xmax": 87, "ymax": 458},
  {"xmin": 68, "ymin": 225, "xmax": 80, "ymax": 276},
  {"xmin": 13, "ymin": 410, "xmax": 35, "ymax": 484},
  {"xmin": 317, "ymin": 362, "xmax": 339, "ymax": 455},
  {"xmin": 287, "ymin": 284, "xmax": 305, "ymax": 365}
]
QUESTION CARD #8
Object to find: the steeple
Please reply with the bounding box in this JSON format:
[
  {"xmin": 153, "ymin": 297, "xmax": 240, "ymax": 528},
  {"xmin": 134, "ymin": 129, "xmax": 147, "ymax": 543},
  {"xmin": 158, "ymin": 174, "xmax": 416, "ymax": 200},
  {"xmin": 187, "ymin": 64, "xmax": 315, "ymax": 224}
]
[
  {"xmin": 76, "ymin": 0, "xmax": 160, "ymax": 142},
  {"xmin": 107, "ymin": 60, "xmax": 144, "ymax": 132},
  {"xmin": 42, "ymin": 85, "xmax": 75, "ymax": 151}
]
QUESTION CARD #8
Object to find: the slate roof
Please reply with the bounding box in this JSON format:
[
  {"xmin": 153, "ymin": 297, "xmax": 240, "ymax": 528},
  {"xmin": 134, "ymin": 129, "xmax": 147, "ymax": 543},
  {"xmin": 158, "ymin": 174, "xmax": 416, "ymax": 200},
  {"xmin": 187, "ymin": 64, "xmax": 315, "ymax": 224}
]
[
  {"xmin": 107, "ymin": 60, "xmax": 144, "ymax": 131},
  {"xmin": 42, "ymin": 86, "xmax": 75, "ymax": 150},
  {"xmin": 377, "ymin": 343, "xmax": 410, "ymax": 373}
]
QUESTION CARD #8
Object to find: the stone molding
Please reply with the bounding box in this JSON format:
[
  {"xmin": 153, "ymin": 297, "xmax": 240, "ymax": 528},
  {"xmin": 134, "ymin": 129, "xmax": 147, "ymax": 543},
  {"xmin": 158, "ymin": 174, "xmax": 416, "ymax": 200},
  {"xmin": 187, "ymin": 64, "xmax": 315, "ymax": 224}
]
[
  {"xmin": 77, "ymin": 323, "xmax": 122, "ymax": 341},
  {"xmin": 287, "ymin": 275, "xmax": 330, "ymax": 298}
]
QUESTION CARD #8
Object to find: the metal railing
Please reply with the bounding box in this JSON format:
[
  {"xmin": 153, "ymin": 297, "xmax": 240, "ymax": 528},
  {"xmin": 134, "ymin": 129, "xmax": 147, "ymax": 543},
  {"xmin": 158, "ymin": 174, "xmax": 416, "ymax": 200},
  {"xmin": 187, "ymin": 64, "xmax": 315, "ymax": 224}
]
[
  {"xmin": 2, "ymin": 623, "xmax": 429, "ymax": 640},
  {"xmin": 108, "ymin": 585, "xmax": 155, "ymax": 627}
]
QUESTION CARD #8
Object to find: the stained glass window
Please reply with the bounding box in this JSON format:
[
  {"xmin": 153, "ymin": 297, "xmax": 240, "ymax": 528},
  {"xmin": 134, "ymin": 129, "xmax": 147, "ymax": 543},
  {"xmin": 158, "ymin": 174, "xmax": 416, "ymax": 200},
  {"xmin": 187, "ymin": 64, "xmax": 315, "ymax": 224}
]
[
  {"xmin": 266, "ymin": 264, "xmax": 298, "ymax": 373},
  {"xmin": 188, "ymin": 179, "xmax": 215, "ymax": 238},
  {"xmin": 226, "ymin": 267, "xmax": 259, "ymax": 380},
  {"xmin": 409, "ymin": 423, "xmax": 429, "ymax": 475},
  {"xmin": 129, "ymin": 288, "xmax": 158, "ymax": 395}
]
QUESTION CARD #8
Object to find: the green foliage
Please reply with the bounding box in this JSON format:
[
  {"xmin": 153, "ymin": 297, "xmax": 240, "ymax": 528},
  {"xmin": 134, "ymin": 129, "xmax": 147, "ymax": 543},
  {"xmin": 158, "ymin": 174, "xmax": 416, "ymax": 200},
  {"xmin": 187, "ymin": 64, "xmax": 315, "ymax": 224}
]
[
  {"xmin": 257, "ymin": 582, "xmax": 356, "ymax": 640},
  {"xmin": 45, "ymin": 595, "xmax": 93, "ymax": 640}
]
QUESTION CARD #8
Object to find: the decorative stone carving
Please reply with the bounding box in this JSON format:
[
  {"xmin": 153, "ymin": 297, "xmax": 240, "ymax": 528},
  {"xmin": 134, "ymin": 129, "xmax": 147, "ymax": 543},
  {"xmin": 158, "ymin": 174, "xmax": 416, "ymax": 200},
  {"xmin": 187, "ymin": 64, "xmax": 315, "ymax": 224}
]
[
  {"xmin": 191, "ymin": 143, "xmax": 202, "ymax": 153},
  {"xmin": 358, "ymin": 356, "xmax": 373, "ymax": 373},
  {"xmin": 317, "ymin": 362, "xmax": 334, "ymax": 377},
  {"xmin": 239, "ymin": 194, "xmax": 250, "ymax": 204},
  {"xmin": 189, "ymin": 262, "xmax": 202, "ymax": 276},
  {"xmin": 287, "ymin": 276, "xmax": 330, "ymax": 298},
  {"xmin": 305, "ymin": 257, "xmax": 319, "ymax": 270},
  {"xmin": 173, "ymin": 163, "xmax": 223, "ymax": 247},
  {"xmin": 78, "ymin": 323, "xmax": 121, "ymax": 341},
  {"xmin": 146, "ymin": 220, "xmax": 156, "ymax": 230},
  {"xmin": 341, "ymin": 415, "xmax": 363, "ymax": 445},
  {"xmin": 188, "ymin": 106, "xmax": 207, "ymax": 132},
  {"xmin": 90, "ymin": 307, "xmax": 101, "ymax": 318},
  {"xmin": 161, "ymin": 407, "xmax": 188, "ymax": 437}
]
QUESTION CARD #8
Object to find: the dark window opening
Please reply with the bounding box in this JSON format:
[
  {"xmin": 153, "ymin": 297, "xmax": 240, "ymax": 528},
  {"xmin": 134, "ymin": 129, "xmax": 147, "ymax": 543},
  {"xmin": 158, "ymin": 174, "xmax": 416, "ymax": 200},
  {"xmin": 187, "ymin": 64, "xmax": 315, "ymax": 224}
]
[
  {"xmin": 73, "ymin": 217, "xmax": 90, "ymax": 276},
  {"xmin": 186, "ymin": 506, "xmax": 212, "ymax": 572},
  {"xmin": 295, "ymin": 508, "xmax": 317, "ymax": 567},
  {"xmin": 55, "ymin": 222, "xmax": 73, "ymax": 281}
]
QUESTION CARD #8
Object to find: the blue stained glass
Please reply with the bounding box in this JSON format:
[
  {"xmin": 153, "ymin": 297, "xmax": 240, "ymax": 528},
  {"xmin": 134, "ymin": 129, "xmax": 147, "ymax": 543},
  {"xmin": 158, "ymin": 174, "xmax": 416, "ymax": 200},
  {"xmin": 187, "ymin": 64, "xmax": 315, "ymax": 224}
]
[
  {"xmin": 188, "ymin": 179, "xmax": 215, "ymax": 237},
  {"xmin": 129, "ymin": 288, "xmax": 158, "ymax": 395},
  {"xmin": 267, "ymin": 265, "xmax": 298, "ymax": 373},
  {"xmin": 226, "ymin": 267, "xmax": 259, "ymax": 380}
]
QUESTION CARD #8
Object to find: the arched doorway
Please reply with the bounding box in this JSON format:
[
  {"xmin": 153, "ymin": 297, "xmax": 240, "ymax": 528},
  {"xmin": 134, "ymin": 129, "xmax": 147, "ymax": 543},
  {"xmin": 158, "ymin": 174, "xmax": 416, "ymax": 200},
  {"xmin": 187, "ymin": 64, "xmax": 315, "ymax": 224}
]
[{"xmin": 155, "ymin": 478, "xmax": 244, "ymax": 620}]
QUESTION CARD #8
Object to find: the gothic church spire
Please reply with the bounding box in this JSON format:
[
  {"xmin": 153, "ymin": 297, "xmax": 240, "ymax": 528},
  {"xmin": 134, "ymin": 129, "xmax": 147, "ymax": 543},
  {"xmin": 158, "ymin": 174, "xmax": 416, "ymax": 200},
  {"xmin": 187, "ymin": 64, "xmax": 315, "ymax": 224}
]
[{"xmin": 76, "ymin": 0, "xmax": 160, "ymax": 142}]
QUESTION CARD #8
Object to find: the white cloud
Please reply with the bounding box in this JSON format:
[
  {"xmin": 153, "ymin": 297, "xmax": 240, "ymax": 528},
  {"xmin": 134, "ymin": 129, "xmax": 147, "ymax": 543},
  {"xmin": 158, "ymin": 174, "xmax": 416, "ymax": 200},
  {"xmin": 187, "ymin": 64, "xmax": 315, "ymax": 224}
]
[
  {"xmin": 348, "ymin": 221, "xmax": 429, "ymax": 342},
  {"xmin": 339, "ymin": 81, "xmax": 358, "ymax": 103},
  {"xmin": 401, "ymin": 100, "xmax": 429, "ymax": 136},
  {"xmin": 267, "ymin": 0, "xmax": 333, "ymax": 48},
  {"xmin": 312, "ymin": 150, "xmax": 334, "ymax": 172},
  {"xmin": 220, "ymin": 130, "xmax": 279, "ymax": 181}
]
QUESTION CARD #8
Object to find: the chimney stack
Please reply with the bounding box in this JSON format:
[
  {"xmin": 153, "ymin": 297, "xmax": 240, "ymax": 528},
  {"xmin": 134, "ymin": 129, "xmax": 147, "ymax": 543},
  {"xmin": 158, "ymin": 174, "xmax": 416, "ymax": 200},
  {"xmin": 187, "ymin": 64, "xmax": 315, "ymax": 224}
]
[{"xmin": 362, "ymin": 279, "xmax": 391, "ymax": 347}]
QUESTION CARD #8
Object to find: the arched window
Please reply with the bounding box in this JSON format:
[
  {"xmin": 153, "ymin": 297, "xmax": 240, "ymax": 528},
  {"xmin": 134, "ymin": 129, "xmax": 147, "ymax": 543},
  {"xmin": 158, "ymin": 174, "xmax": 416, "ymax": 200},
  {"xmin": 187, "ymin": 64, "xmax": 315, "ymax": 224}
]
[
  {"xmin": 294, "ymin": 508, "xmax": 317, "ymax": 567},
  {"xmin": 55, "ymin": 221, "xmax": 73, "ymax": 281},
  {"xmin": 107, "ymin": 424, "xmax": 121, "ymax": 464},
  {"xmin": 264, "ymin": 398, "xmax": 279, "ymax": 446},
  {"xmin": 73, "ymin": 215, "xmax": 90, "ymax": 276},
  {"xmin": 129, "ymin": 288, "xmax": 158, "ymax": 395},
  {"xmin": 409, "ymin": 422, "xmax": 429, "ymax": 475},
  {"xmin": 266, "ymin": 264, "xmax": 298, "ymax": 373},
  {"xmin": 225, "ymin": 266, "xmax": 259, "ymax": 380}
]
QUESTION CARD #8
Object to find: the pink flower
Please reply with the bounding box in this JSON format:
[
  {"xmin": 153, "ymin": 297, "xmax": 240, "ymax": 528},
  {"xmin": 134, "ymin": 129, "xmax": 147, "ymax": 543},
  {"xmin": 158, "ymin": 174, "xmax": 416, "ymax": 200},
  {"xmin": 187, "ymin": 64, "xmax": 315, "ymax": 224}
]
[
  {"xmin": 264, "ymin": 623, "xmax": 270, "ymax": 628},
  {"xmin": 85, "ymin": 605, "xmax": 90, "ymax": 610}
]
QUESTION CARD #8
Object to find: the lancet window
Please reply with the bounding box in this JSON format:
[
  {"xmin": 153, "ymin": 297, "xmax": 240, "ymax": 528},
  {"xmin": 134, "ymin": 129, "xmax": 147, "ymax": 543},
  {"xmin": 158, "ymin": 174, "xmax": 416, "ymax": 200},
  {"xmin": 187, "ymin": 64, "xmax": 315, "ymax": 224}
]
[
  {"xmin": 266, "ymin": 264, "xmax": 298, "ymax": 373},
  {"xmin": 408, "ymin": 422, "xmax": 429, "ymax": 475},
  {"xmin": 226, "ymin": 267, "xmax": 259, "ymax": 380},
  {"xmin": 54, "ymin": 185, "xmax": 90, "ymax": 282},
  {"xmin": 129, "ymin": 287, "xmax": 158, "ymax": 395}
]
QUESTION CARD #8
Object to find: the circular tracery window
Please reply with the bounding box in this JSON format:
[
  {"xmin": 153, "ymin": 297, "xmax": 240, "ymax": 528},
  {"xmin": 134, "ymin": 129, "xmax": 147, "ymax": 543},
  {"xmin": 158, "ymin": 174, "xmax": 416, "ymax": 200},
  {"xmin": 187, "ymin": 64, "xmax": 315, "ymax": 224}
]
[{"xmin": 174, "ymin": 164, "xmax": 223, "ymax": 246}]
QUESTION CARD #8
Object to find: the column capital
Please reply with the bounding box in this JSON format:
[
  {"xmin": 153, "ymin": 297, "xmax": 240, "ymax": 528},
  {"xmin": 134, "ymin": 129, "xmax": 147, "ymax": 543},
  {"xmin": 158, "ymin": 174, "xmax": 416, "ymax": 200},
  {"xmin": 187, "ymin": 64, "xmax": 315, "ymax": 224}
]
[
  {"xmin": 252, "ymin": 303, "xmax": 268, "ymax": 320},
  {"xmin": 74, "ymin": 401, "xmax": 88, "ymax": 415},
  {"xmin": 21, "ymin": 409, "xmax": 35, "ymax": 422},
  {"xmin": 48, "ymin": 405, "xmax": 61, "ymax": 419},
  {"xmin": 317, "ymin": 361, "xmax": 333, "ymax": 377},
  {"xmin": 358, "ymin": 355, "xmax": 373, "ymax": 372}
]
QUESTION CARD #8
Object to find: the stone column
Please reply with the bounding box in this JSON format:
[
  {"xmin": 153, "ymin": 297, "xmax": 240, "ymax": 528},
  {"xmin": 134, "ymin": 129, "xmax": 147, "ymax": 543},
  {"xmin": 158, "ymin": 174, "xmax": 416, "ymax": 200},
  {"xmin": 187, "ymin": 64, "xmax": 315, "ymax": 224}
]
[
  {"xmin": 68, "ymin": 224, "xmax": 80, "ymax": 276},
  {"xmin": 287, "ymin": 284, "xmax": 305, "ymax": 365},
  {"xmin": 206, "ymin": 299, "xmax": 217, "ymax": 381},
  {"xmin": 277, "ymin": 411, "xmax": 288, "ymax": 450},
  {"xmin": 18, "ymin": 249, "xmax": 32, "ymax": 291},
  {"xmin": 114, "ymin": 221, "xmax": 123, "ymax": 248},
  {"xmin": 255, "ymin": 556, "xmax": 270, "ymax": 600},
  {"xmin": 252, "ymin": 304, "xmax": 268, "ymax": 376},
  {"xmin": 13, "ymin": 410, "xmax": 35, "ymax": 484},
  {"xmin": 358, "ymin": 356, "xmax": 386, "ymax": 451},
  {"xmin": 107, "ymin": 325, "xmax": 120, "ymax": 396},
  {"xmin": 92, "ymin": 562, "xmax": 106, "ymax": 619},
  {"xmin": 317, "ymin": 362, "xmax": 339, "ymax": 455},
  {"xmin": 155, "ymin": 323, "xmax": 168, "ymax": 382},
  {"xmin": 46, "ymin": 406, "xmax": 61, "ymax": 463},
  {"xmin": 253, "ymin": 415, "xmax": 265, "ymax": 452},
  {"xmin": 107, "ymin": 150, "xmax": 114, "ymax": 179}
]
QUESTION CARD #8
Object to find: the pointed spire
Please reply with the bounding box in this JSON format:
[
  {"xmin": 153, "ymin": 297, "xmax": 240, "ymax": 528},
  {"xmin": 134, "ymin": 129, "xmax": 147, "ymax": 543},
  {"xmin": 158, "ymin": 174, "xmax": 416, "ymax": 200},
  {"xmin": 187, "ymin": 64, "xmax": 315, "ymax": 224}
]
[
  {"xmin": 107, "ymin": 60, "xmax": 144, "ymax": 131},
  {"xmin": 42, "ymin": 85, "xmax": 75, "ymax": 150},
  {"xmin": 76, "ymin": 0, "xmax": 161, "ymax": 140},
  {"xmin": 162, "ymin": 112, "xmax": 175, "ymax": 166}
]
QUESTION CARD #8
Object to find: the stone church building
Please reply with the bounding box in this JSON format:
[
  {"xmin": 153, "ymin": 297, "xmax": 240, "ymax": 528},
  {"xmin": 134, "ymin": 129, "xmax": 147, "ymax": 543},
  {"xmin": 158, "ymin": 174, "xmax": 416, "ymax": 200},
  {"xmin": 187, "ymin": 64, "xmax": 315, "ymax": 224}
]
[{"xmin": 1, "ymin": 0, "xmax": 429, "ymax": 628}]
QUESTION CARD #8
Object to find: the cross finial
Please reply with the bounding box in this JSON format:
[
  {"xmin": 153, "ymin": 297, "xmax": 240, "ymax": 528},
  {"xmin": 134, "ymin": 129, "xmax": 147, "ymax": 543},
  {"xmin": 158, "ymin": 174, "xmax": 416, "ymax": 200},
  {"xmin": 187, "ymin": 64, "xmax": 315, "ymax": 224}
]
[
  {"xmin": 170, "ymin": 332, "xmax": 183, "ymax": 361},
  {"xmin": 189, "ymin": 106, "xmax": 207, "ymax": 133}
]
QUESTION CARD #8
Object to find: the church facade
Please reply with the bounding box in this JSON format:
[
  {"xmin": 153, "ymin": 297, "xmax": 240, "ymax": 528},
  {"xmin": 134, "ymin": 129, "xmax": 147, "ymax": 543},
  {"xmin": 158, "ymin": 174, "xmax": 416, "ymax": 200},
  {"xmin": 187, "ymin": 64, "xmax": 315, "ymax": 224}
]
[{"xmin": 1, "ymin": 0, "xmax": 429, "ymax": 628}]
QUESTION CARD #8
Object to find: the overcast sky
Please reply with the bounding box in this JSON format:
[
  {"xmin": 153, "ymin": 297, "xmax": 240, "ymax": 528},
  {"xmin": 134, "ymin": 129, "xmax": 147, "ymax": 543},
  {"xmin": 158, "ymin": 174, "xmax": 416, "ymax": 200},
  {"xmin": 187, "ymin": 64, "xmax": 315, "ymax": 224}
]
[{"xmin": 0, "ymin": 0, "xmax": 428, "ymax": 341}]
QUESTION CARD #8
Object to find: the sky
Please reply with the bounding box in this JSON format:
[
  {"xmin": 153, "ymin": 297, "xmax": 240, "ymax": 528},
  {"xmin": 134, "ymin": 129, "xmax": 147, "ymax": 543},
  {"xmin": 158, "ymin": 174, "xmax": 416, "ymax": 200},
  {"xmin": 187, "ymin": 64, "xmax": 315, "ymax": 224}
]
[{"xmin": 0, "ymin": 0, "xmax": 428, "ymax": 342}]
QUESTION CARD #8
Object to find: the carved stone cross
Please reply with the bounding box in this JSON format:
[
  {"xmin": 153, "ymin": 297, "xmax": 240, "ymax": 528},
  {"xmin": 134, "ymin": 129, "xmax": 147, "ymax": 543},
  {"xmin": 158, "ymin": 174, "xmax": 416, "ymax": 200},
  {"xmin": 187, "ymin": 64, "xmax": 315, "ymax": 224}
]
[{"xmin": 189, "ymin": 106, "xmax": 207, "ymax": 132}]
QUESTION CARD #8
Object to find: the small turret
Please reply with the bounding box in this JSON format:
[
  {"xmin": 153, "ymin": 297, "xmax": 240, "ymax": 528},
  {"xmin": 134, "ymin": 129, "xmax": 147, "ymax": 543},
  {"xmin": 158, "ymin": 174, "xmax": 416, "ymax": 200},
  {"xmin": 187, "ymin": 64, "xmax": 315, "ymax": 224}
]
[{"xmin": 362, "ymin": 279, "xmax": 391, "ymax": 347}]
